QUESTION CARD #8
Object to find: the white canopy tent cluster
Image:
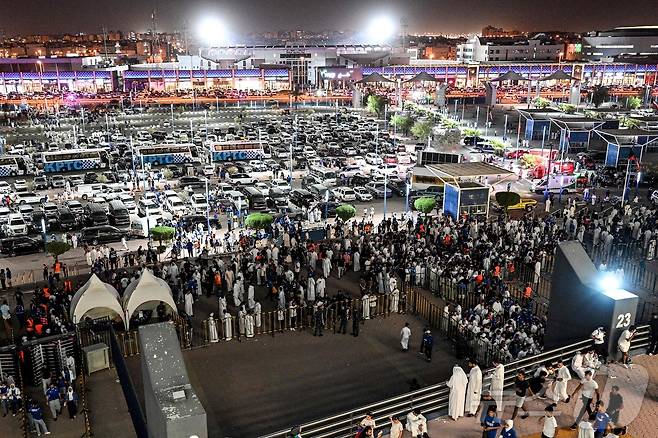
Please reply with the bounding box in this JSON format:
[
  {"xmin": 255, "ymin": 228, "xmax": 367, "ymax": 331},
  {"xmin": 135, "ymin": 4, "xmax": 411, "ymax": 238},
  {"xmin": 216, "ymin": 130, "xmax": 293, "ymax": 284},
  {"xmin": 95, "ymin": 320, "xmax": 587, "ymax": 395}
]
[{"xmin": 70, "ymin": 269, "xmax": 178, "ymax": 329}]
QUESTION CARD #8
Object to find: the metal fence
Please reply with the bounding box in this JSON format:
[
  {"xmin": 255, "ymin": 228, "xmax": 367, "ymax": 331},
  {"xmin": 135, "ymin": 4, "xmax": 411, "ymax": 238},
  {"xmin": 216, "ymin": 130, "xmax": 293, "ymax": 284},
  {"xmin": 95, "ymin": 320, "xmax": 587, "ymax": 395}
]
[{"xmin": 258, "ymin": 325, "xmax": 651, "ymax": 438}]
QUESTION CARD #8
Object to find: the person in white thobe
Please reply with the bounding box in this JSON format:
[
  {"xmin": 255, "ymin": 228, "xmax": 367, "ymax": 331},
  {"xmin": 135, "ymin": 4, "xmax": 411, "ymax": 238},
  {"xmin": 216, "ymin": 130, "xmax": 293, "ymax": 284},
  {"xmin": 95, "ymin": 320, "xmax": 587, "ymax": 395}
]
[
  {"xmin": 184, "ymin": 291, "xmax": 194, "ymax": 317},
  {"xmin": 238, "ymin": 307, "xmax": 246, "ymax": 336},
  {"xmin": 489, "ymin": 360, "xmax": 505, "ymax": 412},
  {"xmin": 362, "ymin": 294, "xmax": 370, "ymax": 319},
  {"xmin": 247, "ymin": 285, "xmax": 255, "ymax": 309},
  {"xmin": 245, "ymin": 313, "xmax": 255, "ymax": 338},
  {"xmin": 353, "ymin": 251, "xmax": 360, "ymax": 272},
  {"xmin": 254, "ymin": 302, "xmax": 262, "ymax": 328},
  {"xmin": 322, "ymin": 257, "xmax": 331, "ymax": 278},
  {"xmin": 466, "ymin": 361, "xmax": 483, "ymax": 415},
  {"xmin": 405, "ymin": 409, "xmax": 427, "ymax": 438},
  {"xmin": 307, "ymin": 277, "xmax": 316, "ymax": 302},
  {"xmin": 208, "ymin": 313, "xmax": 219, "ymax": 343},
  {"xmin": 222, "ymin": 311, "xmax": 233, "ymax": 341},
  {"xmin": 553, "ymin": 359, "xmax": 571, "ymax": 403},
  {"xmin": 315, "ymin": 277, "xmax": 325, "ymax": 298},
  {"xmin": 446, "ymin": 365, "xmax": 468, "ymax": 420},
  {"xmin": 390, "ymin": 288, "xmax": 400, "ymax": 313},
  {"xmin": 400, "ymin": 323, "xmax": 411, "ymax": 351},
  {"xmin": 218, "ymin": 297, "xmax": 227, "ymax": 318}
]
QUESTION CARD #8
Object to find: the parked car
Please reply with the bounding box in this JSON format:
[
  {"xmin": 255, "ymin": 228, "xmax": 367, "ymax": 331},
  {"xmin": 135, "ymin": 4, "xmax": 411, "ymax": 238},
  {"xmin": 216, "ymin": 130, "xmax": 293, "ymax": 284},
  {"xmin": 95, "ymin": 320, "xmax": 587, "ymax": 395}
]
[
  {"xmin": 0, "ymin": 236, "xmax": 43, "ymax": 257},
  {"xmin": 79, "ymin": 226, "xmax": 125, "ymax": 245},
  {"xmin": 353, "ymin": 186, "xmax": 374, "ymax": 201},
  {"xmin": 364, "ymin": 182, "xmax": 393, "ymax": 198},
  {"xmin": 332, "ymin": 187, "xmax": 357, "ymax": 202}
]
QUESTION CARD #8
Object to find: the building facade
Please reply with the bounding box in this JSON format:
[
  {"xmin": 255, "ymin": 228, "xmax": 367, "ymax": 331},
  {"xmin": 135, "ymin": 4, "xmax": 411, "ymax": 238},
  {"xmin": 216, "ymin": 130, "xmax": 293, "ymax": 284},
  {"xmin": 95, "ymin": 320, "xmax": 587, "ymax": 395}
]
[
  {"xmin": 582, "ymin": 26, "xmax": 658, "ymax": 61},
  {"xmin": 457, "ymin": 36, "xmax": 564, "ymax": 62}
]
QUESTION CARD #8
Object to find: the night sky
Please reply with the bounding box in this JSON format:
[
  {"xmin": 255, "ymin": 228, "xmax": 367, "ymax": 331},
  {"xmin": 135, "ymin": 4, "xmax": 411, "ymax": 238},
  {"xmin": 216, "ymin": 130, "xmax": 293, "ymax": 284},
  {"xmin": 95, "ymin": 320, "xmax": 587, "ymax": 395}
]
[{"xmin": 2, "ymin": 0, "xmax": 655, "ymax": 36}]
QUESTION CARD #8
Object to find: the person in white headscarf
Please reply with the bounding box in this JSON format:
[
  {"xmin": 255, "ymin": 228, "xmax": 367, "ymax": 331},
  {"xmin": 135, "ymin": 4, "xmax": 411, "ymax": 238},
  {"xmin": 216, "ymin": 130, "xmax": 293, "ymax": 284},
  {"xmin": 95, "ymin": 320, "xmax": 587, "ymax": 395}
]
[
  {"xmin": 466, "ymin": 359, "xmax": 483, "ymax": 416},
  {"xmin": 184, "ymin": 290, "xmax": 194, "ymax": 317},
  {"xmin": 578, "ymin": 418, "xmax": 594, "ymax": 438},
  {"xmin": 489, "ymin": 359, "xmax": 505, "ymax": 412},
  {"xmin": 222, "ymin": 310, "xmax": 233, "ymax": 341},
  {"xmin": 245, "ymin": 311, "xmax": 255, "ymax": 338},
  {"xmin": 208, "ymin": 313, "xmax": 219, "ymax": 343},
  {"xmin": 446, "ymin": 365, "xmax": 468, "ymax": 420}
]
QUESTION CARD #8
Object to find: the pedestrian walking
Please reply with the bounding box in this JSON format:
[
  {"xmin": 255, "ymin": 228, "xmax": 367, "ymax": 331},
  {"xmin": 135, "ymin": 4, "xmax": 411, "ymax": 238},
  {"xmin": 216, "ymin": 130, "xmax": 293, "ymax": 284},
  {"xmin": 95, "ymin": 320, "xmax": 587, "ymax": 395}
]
[{"xmin": 400, "ymin": 322, "xmax": 411, "ymax": 351}]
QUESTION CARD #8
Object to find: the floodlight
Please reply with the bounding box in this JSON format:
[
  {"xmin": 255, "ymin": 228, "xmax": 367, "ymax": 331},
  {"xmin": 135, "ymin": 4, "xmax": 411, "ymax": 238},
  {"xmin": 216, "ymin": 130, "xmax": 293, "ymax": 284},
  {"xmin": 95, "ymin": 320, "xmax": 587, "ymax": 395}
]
[
  {"xmin": 600, "ymin": 272, "xmax": 621, "ymax": 292},
  {"xmin": 198, "ymin": 17, "xmax": 226, "ymax": 46},
  {"xmin": 366, "ymin": 16, "xmax": 396, "ymax": 43}
]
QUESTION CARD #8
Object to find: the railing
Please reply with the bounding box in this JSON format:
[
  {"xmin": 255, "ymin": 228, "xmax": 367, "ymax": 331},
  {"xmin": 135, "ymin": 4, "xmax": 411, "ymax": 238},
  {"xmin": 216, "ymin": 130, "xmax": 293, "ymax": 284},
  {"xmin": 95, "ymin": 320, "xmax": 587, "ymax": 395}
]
[
  {"xmin": 259, "ymin": 325, "xmax": 650, "ymax": 438},
  {"xmin": 79, "ymin": 367, "xmax": 93, "ymax": 437}
]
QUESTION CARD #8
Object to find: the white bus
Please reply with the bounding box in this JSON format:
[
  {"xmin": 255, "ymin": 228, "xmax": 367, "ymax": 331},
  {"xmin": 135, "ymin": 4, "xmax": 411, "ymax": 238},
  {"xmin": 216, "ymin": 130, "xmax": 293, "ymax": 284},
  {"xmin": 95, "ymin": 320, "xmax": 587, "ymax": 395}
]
[
  {"xmin": 42, "ymin": 149, "xmax": 109, "ymax": 173},
  {"xmin": 134, "ymin": 144, "xmax": 198, "ymax": 167},
  {"xmin": 0, "ymin": 155, "xmax": 32, "ymax": 177},
  {"xmin": 207, "ymin": 141, "xmax": 268, "ymax": 162}
]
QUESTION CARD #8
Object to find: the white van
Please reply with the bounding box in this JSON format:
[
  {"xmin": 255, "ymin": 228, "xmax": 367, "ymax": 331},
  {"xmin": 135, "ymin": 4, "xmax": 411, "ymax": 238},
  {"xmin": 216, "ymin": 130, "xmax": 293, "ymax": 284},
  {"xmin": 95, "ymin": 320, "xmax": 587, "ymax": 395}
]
[
  {"xmin": 129, "ymin": 214, "xmax": 166, "ymax": 238},
  {"xmin": 531, "ymin": 174, "xmax": 577, "ymax": 194},
  {"xmin": 309, "ymin": 167, "xmax": 337, "ymax": 187}
]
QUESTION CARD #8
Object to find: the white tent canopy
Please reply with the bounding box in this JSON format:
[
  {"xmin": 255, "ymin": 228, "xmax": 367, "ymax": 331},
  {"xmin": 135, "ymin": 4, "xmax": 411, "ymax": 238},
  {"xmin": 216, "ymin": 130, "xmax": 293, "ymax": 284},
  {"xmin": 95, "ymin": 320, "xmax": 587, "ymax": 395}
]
[
  {"xmin": 70, "ymin": 274, "xmax": 126, "ymax": 326},
  {"xmin": 123, "ymin": 269, "xmax": 178, "ymax": 329}
]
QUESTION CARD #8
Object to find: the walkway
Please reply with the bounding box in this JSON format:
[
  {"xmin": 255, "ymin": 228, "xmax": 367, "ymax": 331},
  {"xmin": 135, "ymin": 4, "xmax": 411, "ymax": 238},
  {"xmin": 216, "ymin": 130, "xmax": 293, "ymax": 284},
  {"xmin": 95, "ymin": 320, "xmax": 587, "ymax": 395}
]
[{"xmin": 414, "ymin": 353, "xmax": 658, "ymax": 438}]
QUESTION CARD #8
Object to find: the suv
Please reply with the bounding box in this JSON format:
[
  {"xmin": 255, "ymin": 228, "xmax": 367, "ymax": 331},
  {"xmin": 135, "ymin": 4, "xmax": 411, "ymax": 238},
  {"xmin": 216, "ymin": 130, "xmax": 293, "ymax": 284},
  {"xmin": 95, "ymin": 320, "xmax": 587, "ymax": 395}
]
[
  {"xmin": 289, "ymin": 189, "xmax": 314, "ymax": 208},
  {"xmin": 84, "ymin": 203, "xmax": 110, "ymax": 226},
  {"xmin": 0, "ymin": 236, "xmax": 43, "ymax": 256},
  {"xmin": 80, "ymin": 226, "xmax": 124, "ymax": 245},
  {"xmin": 34, "ymin": 176, "xmax": 49, "ymax": 190},
  {"xmin": 56, "ymin": 207, "xmax": 78, "ymax": 230},
  {"xmin": 4, "ymin": 213, "xmax": 28, "ymax": 236}
]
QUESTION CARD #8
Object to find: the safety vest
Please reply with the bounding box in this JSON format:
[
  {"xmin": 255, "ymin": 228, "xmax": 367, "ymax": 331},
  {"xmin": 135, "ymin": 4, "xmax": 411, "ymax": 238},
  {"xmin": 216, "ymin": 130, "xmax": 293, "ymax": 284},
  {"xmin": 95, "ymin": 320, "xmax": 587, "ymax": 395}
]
[
  {"xmin": 26, "ymin": 318, "xmax": 34, "ymax": 333},
  {"xmin": 53, "ymin": 262, "xmax": 61, "ymax": 274},
  {"xmin": 214, "ymin": 273, "xmax": 222, "ymax": 286},
  {"xmin": 64, "ymin": 280, "xmax": 73, "ymax": 293},
  {"xmin": 523, "ymin": 286, "xmax": 533, "ymax": 299}
]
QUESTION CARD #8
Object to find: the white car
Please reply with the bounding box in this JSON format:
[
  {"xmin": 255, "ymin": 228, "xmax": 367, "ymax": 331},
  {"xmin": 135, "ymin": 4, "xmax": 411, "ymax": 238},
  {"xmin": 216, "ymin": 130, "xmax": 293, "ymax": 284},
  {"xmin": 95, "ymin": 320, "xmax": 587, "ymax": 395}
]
[
  {"xmin": 0, "ymin": 207, "xmax": 11, "ymax": 224},
  {"xmin": 228, "ymin": 173, "xmax": 256, "ymax": 186},
  {"xmin": 137, "ymin": 199, "xmax": 162, "ymax": 217},
  {"xmin": 166, "ymin": 196, "xmax": 188, "ymax": 216},
  {"xmin": 372, "ymin": 163, "xmax": 399, "ymax": 177},
  {"xmin": 17, "ymin": 204, "xmax": 34, "ymax": 221},
  {"xmin": 13, "ymin": 180, "xmax": 28, "ymax": 192},
  {"xmin": 0, "ymin": 181, "xmax": 12, "ymax": 194},
  {"xmin": 332, "ymin": 187, "xmax": 357, "ymax": 202},
  {"xmin": 338, "ymin": 165, "xmax": 362, "ymax": 179},
  {"xmin": 202, "ymin": 165, "xmax": 215, "ymax": 177},
  {"xmin": 365, "ymin": 153, "xmax": 383, "ymax": 165},
  {"xmin": 353, "ymin": 186, "xmax": 373, "ymax": 201},
  {"xmin": 15, "ymin": 192, "xmax": 44, "ymax": 205},
  {"xmin": 397, "ymin": 152, "xmax": 412, "ymax": 164},
  {"xmin": 270, "ymin": 179, "xmax": 291, "ymax": 194},
  {"xmin": 189, "ymin": 193, "xmax": 209, "ymax": 213},
  {"xmin": 119, "ymin": 193, "xmax": 137, "ymax": 210},
  {"xmin": 254, "ymin": 182, "xmax": 270, "ymax": 196},
  {"xmin": 4, "ymin": 213, "xmax": 27, "ymax": 236}
]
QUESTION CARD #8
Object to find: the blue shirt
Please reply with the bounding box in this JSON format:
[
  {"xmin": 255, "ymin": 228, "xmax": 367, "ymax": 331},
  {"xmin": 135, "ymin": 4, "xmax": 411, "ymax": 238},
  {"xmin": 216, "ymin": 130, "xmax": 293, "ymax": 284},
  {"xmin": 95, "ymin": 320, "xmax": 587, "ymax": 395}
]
[
  {"xmin": 46, "ymin": 387, "xmax": 60, "ymax": 401},
  {"xmin": 28, "ymin": 406, "xmax": 43, "ymax": 420},
  {"xmin": 483, "ymin": 415, "xmax": 501, "ymax": 438},
  {"xmin": 594, "ymin": 412, "xmax": 611, "ymax": 432},
  {"xmin": 501, "ymin": 428, "xmax": 517, "ymax": 438}
]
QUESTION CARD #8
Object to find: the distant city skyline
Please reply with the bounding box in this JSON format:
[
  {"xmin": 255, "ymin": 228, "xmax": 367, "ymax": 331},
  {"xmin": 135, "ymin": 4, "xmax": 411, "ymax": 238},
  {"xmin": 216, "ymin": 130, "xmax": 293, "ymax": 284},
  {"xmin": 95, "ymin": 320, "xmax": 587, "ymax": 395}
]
[{"xmin": 2, "ymin": 0, "xmax": 656, "ymax": 38}]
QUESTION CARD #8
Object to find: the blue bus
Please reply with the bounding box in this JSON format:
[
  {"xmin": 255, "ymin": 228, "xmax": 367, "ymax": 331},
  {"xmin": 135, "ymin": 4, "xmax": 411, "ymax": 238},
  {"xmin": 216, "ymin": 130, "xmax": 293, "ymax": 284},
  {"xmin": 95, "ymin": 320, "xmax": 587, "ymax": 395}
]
[
  {"xmin": 134, "ymin": 144, "xmax": 199, "ymax": 166},
  {"xmin": 42, "ymin": 149, "xmax": 109, "ymax": 173},
  {"xmin": 209, "ymin": 141, "xmax": 267, "ymax": 162}
]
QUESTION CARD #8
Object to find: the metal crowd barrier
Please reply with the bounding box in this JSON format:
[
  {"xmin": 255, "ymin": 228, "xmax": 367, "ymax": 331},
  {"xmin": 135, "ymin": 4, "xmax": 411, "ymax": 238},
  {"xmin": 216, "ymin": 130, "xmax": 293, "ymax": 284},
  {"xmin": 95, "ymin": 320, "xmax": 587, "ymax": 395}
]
[{"xmin": 258, "ymin": 325, "xmax": 650, "ymax": 438}]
